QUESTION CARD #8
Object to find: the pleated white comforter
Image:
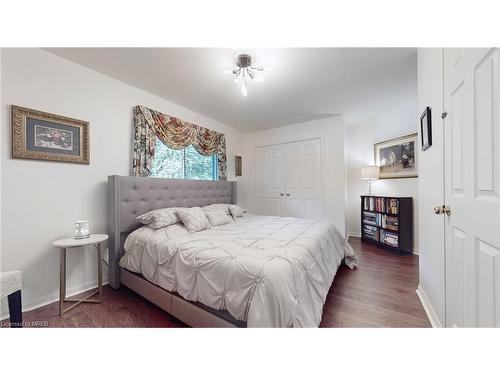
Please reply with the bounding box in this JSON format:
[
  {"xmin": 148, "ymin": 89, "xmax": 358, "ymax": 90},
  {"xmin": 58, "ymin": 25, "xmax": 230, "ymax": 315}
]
[{"xmin": 119, "ymin": 214, "xmax": 357, "ymax": 327}]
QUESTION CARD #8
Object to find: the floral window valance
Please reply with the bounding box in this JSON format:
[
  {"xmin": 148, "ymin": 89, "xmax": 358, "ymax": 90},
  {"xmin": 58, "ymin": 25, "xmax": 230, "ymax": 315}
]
[{"xmin": 132, "ymin": 105, "xmax": 227, "ymax": 180}]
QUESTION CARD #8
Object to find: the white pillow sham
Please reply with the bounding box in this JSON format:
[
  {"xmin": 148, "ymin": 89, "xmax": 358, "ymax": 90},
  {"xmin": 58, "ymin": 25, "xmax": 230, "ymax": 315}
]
[
  {"xmin": 202, "ymin": 203, "xmax": 231, "ymax": 215},
  {"xmin": 205, "ymin": 209, "xmax": 234, "ymax": 226},
  {"xmin": 177, "ymin": 207, "xmax": 211, "ymax": 233},
  {"xmin": 203, "ymin": 203, "xmax": 245, "ymax": 218},
  {"xmin": 228, "ymin": 205, "xmax": 244, "ymax": 218},
  {"xmin": 136, "ymin": 207, "xmax": 187, "ymax": 229}
]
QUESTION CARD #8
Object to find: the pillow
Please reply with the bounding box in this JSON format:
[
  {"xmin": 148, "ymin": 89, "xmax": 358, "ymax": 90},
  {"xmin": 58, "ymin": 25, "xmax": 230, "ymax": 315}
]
[
  {"xmin": 229, "ymin": 205, "xmax": 244, "ymax": 218},
  {"xmin": 202, "ymin": 203, "xmax": 230, "ymax": 215},
  {"xmin": 205, "ymin": 209, "xmax": 234, "ymax": 226},
  {"xmin": 177, "ymin": 207, "xmax": 211, "ymax": 233},
  {"xmin": 136, "ymin": 207, "xmax": 187, "ymax": 229}
]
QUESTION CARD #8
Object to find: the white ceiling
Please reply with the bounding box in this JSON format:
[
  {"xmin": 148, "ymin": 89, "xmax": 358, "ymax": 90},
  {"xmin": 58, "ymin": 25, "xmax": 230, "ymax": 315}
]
[{"xmin": 46, "ymin": 48, "xmax": 416, "ymax": 133}]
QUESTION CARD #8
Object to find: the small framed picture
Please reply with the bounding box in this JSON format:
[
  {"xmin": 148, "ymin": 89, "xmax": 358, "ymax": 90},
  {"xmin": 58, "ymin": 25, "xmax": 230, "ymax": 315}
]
[
  {"xmin": 235, "ymin": 155, "xmax": 242, "ymax": 177},
  {"xmin": 420, "ymin": 106, "xmax": 432, "ymax": 151},
  {"xmin": 11, "ymin": 106, "xmax": 89, "ymax": 164}
]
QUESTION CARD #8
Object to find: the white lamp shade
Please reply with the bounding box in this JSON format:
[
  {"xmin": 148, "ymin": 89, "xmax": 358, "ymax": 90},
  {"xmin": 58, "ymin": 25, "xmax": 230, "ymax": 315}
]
[{"xmin": 361, "ymin": 166, "xmax": 380, "ymax": 180}]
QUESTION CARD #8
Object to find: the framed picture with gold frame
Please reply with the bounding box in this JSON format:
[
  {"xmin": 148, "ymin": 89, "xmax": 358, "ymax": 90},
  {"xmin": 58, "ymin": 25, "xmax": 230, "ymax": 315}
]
[
  {"xmin": 374, "ymin": 133, "xmax": 418, "ymax": 179},
  {"xmin": 11, "ymin": 105, "xmax": 89, "ymax": 164}
]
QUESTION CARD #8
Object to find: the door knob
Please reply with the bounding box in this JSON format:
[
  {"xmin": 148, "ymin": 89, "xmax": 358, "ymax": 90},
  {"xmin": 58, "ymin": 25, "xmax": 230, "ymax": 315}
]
[
  {"xmin": 433, "ymin": 205, "xmax": 451, "ymax": 216},
  {"xmin": 280, "ymin": 193, "xmax": 284, "ymax": 196},
  {"xmin": 286, "ymin": 193, "xmax": 290, "ymax": 196},
  {"xmin": 433, "ymin": 206, "xmax": 443, "ymax": 215}
]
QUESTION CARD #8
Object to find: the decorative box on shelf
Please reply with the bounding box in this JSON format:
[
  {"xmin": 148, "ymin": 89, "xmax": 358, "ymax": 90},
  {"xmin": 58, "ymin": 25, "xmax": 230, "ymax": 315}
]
[{"xmin": 360, "ymin": 195, "xmax": 413, "ymax": 254}]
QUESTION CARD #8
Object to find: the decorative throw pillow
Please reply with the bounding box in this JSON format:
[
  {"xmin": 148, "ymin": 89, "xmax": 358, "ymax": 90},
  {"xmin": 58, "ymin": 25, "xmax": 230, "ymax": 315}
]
[
  {"xmin": 177, "ymin": 207, "xmax": 211, "ymax": 233},
  {"xmin": 205, "ymin": 209, "xmax": 234, "ymax": 226},
  {"xmin": 136, "ymin": 207, "xmax": 185, "ymax": 229},
  {"xmin": 202, "ymin": 203, "xmax": 231, "ymax": 215},
  {"xmin": 228, "ymin": 205, "xmax": 244, "ymax": 218}
]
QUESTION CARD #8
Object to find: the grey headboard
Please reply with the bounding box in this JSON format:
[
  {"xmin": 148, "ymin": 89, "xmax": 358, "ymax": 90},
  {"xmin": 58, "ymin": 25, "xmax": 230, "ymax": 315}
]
[{"xmin": 107, "ymin": 175, "xmax": 237, "ymax": 289}]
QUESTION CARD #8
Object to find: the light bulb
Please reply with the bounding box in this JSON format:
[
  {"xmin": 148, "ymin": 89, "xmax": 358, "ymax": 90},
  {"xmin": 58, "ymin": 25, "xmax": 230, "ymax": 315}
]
[
  {"xmin": 264, "ymin": 66, "xmax": 272, "ymax": 71},
  {"xmin": 257, "ymin": 75, "xmax": 264, "ymax": 82},
  {"xmin": 241, "ymin": 83, "xmax": 247, "ymax": 96},
  {"xmin": 224, "ymin": 70, "xmax": 232, "ymax": 74}
]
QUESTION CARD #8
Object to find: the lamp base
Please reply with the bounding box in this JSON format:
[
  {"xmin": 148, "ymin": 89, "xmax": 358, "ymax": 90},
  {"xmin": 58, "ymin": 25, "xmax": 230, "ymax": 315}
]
[
  {"xmin": 75, "ymin": 234, "xmax": 90, "ymax": 240},
  {"xmin": 367, "ymin": 180, "xmax": 373, "ymax": 195}
]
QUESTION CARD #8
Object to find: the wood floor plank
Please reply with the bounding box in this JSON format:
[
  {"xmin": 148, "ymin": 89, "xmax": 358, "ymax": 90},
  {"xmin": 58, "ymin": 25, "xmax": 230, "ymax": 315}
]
[{"xmin": 2, "ymin": 237, "xmax": 430, "ymax": 328}]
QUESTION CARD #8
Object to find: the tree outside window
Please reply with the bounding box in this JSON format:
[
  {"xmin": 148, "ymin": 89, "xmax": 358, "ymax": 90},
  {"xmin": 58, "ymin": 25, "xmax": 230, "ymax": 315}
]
[{"xmin": 151, "ymin": 137, "xmax": 217, "ymax": 180}]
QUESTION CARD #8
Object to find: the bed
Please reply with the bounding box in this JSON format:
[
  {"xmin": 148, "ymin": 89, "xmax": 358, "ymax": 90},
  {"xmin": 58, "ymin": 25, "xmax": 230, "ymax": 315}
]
[{"xmin": 108, "ymin": 175, "xmax": 357, "ymax": 327}]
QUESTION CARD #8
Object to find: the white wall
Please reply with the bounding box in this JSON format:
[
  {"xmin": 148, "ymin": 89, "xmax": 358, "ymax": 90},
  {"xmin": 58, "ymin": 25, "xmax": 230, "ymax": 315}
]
[
  {"xmin": 238, "ymin": 116, "xmax": 346, "ymax": 235},
  {"xmin": 0, "ymin": 48, "xmax": 244, "ymax": 317},
  {"xmin": 416, "ymin": 48, "xmax": 445, "ymax": 326},
  {"xmin": 344, "ymin": 98, "xmax": 419, "ymax": 252}
]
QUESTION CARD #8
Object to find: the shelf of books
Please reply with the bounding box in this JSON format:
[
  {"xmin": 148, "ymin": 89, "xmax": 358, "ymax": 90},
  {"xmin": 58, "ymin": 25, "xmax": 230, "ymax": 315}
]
[{"xmin": 360, "ymin": 195, "xmax": 413, "ymax": 254}]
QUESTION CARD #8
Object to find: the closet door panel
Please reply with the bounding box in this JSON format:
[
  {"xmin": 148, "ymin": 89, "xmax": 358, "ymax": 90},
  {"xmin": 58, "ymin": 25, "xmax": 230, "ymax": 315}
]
[
  {"xmin": 255, "ymin": 144, "xmax": 285, "ymax": 216},
  {"xmin": 284, "ymin": 139, "xmax": 323, "ymax": 219}
]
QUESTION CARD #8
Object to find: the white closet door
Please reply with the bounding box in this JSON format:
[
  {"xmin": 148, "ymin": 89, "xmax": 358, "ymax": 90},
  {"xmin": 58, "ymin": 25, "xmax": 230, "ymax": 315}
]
[
  {"xmin": 255, "ymin": 139, "xmax": 324, "ymax": 219},
  {"xmin": 255, "ymin": 144, "xmax": 286, "ymax": 216},
  {"xmin": 444, "ymin": 48, "xmax": 500, "ymax": 327},
  {"xmin": 284, "ymin": 139, "xmax": 323, "ymax": 219}
]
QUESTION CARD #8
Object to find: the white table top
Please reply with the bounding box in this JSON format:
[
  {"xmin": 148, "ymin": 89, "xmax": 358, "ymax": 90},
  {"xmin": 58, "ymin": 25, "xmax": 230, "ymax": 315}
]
[{"xmin": 52, "ymin": 234, "xmax": 109, "ymax": 248}]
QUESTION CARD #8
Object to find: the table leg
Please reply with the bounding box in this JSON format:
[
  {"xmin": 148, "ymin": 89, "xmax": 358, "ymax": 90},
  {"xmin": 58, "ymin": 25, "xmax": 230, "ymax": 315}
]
[
  {"xmin": 59, "ymin": 248, "xmax": 66, "ymax": 316},
  {"xmin": 97, "ymin": 242, "xmax": 103, "ymax": 303},
  {"xmin": 7, "ymin": 290, "xmax": 22, "ymax": 327}
]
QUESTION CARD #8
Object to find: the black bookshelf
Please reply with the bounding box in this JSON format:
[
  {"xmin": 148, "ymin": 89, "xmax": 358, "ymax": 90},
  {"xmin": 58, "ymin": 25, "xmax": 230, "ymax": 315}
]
[{"xmin": 360, "ymin": 195, "xmax": 413, "ymax": 254}]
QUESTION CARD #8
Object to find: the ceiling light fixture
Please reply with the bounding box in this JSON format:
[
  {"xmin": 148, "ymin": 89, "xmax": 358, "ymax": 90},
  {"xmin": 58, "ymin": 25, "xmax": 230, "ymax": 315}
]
[{"xmin": 225, "ymin": 54, "xmax": 269, "ymax": 97}]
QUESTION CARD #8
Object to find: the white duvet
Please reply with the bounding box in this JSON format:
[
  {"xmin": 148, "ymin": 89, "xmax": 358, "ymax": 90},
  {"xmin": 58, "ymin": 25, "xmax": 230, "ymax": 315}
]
[{"xmin": 119, "ymin": 214, "xmax": 357, "ymax": 327}]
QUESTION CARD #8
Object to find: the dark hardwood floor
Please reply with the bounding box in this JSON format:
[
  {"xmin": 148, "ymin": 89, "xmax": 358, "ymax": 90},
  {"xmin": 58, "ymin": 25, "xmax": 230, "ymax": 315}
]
[
  {"xmin": 319, "ymin": 238, "xmax": 430, "ymax": 327},
  {"xmin": 2, "ymin": 237, "xmax": 430, "ymax": 328}
]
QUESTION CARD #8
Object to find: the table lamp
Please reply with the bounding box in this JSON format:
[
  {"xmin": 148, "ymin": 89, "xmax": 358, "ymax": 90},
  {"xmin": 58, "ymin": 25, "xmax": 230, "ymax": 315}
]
[{"xmin": 361, "ymin": 166, "xmax": 380, "ymax": 195}]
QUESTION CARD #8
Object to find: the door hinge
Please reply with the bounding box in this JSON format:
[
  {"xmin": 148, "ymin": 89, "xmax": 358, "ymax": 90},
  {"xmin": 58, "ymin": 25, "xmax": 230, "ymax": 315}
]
[{"xmin": 441, "ymin": 111, "xmax": 448, "ymax": 119}]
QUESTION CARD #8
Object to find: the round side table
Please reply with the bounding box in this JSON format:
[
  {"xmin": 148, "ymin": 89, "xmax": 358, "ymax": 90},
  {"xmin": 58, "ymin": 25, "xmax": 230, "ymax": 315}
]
[{"xmin": 52, "ymin": 234, "xmax": 108, "ymax": 316}]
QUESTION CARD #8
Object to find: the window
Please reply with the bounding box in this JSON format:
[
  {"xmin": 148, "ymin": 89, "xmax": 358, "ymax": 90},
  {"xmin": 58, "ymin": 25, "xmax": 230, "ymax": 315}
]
[{"xmin": 151, "ymin": 137, "xmax": 218, "ymax": 180}]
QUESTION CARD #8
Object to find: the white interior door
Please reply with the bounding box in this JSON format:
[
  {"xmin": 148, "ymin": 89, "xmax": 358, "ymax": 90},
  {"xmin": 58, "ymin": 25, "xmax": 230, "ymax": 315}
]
[
  {"xmin": 284, "ymin": 139, "xmax": 324, "ymax": 219},
  {"xmin": 255, "ymin": 138, "xmax": 324, "ymax": 219},
  {"xmin": 255, "ymin": 144, "xmax": 286, "ymax": 216},
  {"xmin": 444, "ymin": 48, "xmax": 500, "ymax": 327}
]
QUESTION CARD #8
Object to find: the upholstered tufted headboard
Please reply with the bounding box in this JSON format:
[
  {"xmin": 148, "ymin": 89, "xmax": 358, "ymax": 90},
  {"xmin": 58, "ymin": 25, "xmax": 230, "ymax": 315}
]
[{"xmin": 107, "ymin": 175, "xmax": 237, "ymax": 289}]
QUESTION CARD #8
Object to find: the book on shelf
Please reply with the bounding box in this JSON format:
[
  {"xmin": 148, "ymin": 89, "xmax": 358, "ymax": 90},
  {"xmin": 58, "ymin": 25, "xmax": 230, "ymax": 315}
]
[
  {"xmin": 363, "ymin": 212, "xmax": 399, "ymax": 231},
  {"xmin": 386, "ymin": 198, "xmax": 399, "ymax": 215},
  {"xmin": 363, "ymin": 224, "xmax": 379, "ymax": 241},
  {"xmin": 380, "ymin": 229, "xmax": 399, "ymax": 247},
  {"xmin": 362, "ymin": 212, "xmax": 377, "ymax": 226},
  {"xmin": 384, "ymin": 215, "xmax": 399, "ymax": 231},
  {"xmin": 364, "ymin": 196, "xmax": 394, "ymax": 213}
]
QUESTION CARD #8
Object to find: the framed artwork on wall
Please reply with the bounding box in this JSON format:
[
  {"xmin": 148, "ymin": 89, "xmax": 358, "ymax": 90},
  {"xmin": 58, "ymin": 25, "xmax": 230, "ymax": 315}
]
[
  {"xmin": 11, "ymin": 105, "xmax": 90, "ymax": 164},
  {"xmin": 374, "ymin": 133, "xmax": 418, "ymax": 179},
  {"xmin": 420, "ymin": 106, "xmax": 432, "ymax": 151}
]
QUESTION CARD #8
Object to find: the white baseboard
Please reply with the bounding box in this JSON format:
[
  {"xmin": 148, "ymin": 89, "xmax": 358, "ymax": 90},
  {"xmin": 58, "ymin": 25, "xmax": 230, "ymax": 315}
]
[
  {"xmin": 1, "ymin": 277, "xmax": 108, "ymax": 321},
  {"xmin": 347, "ymin": 232, "xmax": 361, "ymax": 240},
  {"xmin": 416, "ymin": 284, "xmax": 442, "ymax": 328}
]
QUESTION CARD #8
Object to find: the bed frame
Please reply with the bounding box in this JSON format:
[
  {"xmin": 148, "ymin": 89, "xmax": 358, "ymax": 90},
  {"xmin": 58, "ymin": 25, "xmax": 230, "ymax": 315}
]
[{"xmin": 107, "ymin": 175, "xmax": 243, "ymax": 327}]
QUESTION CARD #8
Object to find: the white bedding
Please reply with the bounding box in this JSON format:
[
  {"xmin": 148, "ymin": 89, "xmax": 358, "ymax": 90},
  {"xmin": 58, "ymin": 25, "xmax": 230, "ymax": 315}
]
[{"xmin": 119, "ymin": 214, "xmax": 357, "ymax": 327}]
